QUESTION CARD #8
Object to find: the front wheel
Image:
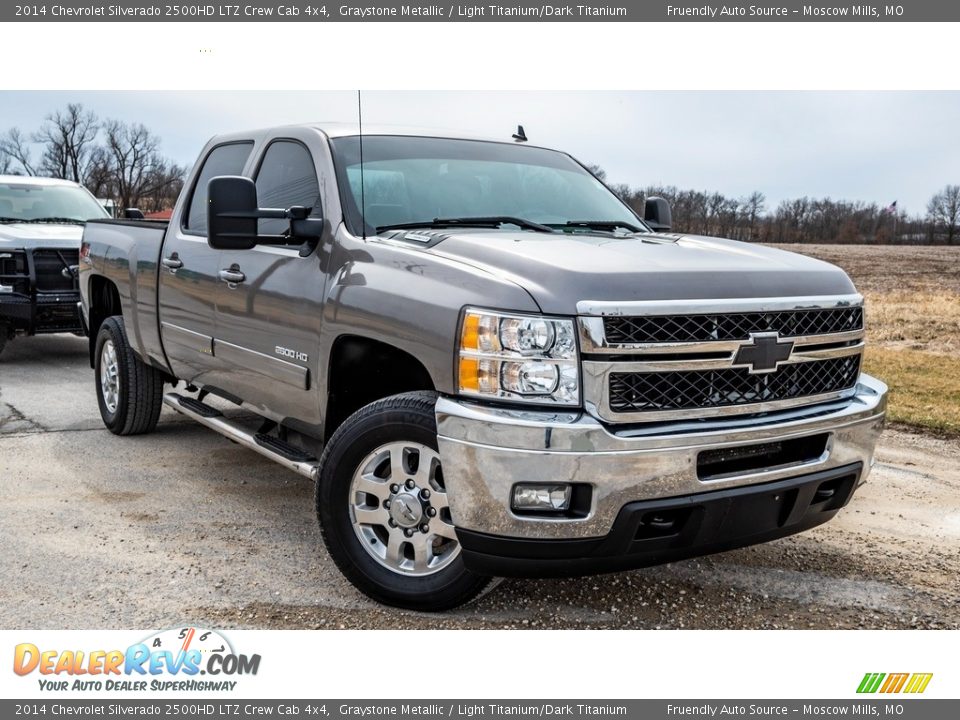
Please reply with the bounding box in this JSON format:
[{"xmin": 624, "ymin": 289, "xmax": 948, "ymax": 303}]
[{"xmin": 316, "ymin": 391, "xmax": 497, "ymax": 611}]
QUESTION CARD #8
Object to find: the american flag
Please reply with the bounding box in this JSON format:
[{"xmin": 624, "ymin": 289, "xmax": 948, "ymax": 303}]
[{"xmin": 884, "ymin": 200, "xmax": 898, "ymax": 215}]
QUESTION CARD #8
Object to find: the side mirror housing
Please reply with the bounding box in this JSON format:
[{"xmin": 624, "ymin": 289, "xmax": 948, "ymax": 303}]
[
  {"xmin": 207, "ymin": 176, "xmax": 260, "ymax": 250},
  {"xmin": 644, "ymin": 197, "xmax": 672, "ymax": 232},
  {"xmin": 207, "ymin": 176, "xmax": 325, "ymax": 254},
  {"xmin": 124, "ymin": 208, "xmax": 144, "ymax": 220}
]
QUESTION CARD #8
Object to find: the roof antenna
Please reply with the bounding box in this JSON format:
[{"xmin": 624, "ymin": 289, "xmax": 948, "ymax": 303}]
[
  {"xmin": 357, "ymin": 89, "xmax": 367, "ymax": 239},
  {"xmin": 512, "ymin": 125, "xmax": 528, "ymax": 143}
]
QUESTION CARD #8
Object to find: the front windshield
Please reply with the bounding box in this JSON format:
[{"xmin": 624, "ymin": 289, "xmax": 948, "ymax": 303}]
[
  {"xmin": 0, "ymin": 182, "xmax": 110, "ymax": 223},
  {"xmin": 330, "ymin": 135, "xmax": 646, "ymax": 236}
]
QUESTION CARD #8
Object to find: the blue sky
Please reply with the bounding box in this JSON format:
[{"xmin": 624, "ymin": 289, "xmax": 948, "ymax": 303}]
[{"xmin": 2, "ymin": 91, "xmax": 958, "ymax": 216}]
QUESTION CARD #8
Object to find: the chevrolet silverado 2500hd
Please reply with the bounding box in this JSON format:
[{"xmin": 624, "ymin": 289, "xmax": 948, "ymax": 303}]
[
  {"xmin": 1, "ymin": 176, "xmax": 110, "ymax": 355},
  {"xmin": 79, "ymin": 124, "xmax": 888, "ymax": 610}
]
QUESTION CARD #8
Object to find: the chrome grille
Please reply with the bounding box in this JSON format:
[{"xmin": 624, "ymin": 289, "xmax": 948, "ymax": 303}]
[
  {"xmin": 609, "ymin": 355, "xmax": 861, "ymax": 413},
  {"xmin": 603, "ymin": 307, "xmax": 863, "ymax": 345},
  {"xmin": 579, "ymin": 295, "xmax": 866, "ymax": 422}
]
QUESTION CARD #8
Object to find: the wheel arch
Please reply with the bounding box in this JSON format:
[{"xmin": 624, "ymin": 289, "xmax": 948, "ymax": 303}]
[
  {"xmin": 324, "ymin": 334, "xmax": 436, "ymax": 441},
  {"xmin": 86, "ymin": 274, "xmax": 123, "ymax": 368}
]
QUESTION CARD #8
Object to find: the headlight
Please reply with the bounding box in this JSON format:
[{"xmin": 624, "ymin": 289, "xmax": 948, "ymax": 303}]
[{"xmin": 458, "ymin": 308, "xmax": 580, "ymax": 406}]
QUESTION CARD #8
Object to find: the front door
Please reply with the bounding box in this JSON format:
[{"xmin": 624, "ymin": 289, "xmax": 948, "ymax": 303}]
[
  {"xmin": 158, "ymin": 141, "xmax": 254, "ymax": 386},
  {"xmin": 212, "ymin": 139, "xmax": 326, "ymax": 424}
]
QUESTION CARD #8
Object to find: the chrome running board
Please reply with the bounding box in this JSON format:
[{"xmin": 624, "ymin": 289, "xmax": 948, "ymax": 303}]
[{"xmin": 163, "ymin": 392, "xmax": 320, "ymax": 480}]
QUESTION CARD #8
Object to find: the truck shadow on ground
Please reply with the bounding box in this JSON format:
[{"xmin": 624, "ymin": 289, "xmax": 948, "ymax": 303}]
[{"xmin": 0, "ymin": 333, "xmax": 88, "ymax": 363}]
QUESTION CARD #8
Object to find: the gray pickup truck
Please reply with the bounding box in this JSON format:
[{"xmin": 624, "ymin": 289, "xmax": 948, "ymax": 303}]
[
  {"xmin": 79, "ymin": 124, "xmax": 888, "ymax": 610},
  {"xmin": 1, "ymin": 175, "xmax": 109, "ymax": 355}
]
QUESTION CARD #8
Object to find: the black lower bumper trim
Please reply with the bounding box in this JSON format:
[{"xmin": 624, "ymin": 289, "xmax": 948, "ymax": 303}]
[
  {"xmin": 0, "ymin": 292, "xmax": 82, "ymax": 334},
  {"xmin": 458, "ymin": 463, "xmax": 862, "ymax": 578}
]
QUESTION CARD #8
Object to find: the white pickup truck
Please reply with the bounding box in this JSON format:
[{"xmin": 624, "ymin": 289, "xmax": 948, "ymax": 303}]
[{"xmin": 1, "ymin": 175, "xmax": 109, "ymax": 355}]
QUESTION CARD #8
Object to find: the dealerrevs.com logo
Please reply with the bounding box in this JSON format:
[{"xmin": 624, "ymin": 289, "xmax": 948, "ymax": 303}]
[
  {"xmin": 13, "ymin": 627, "xmax": 261, "ymax": 693},
  {"xmin": 857, "ymin": 673, "xmax": 933, "ymax": 694}
]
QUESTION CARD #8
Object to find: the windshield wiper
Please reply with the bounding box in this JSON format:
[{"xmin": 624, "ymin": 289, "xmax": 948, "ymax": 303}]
[
  {"xmin": 24, "ymin": 217, "xmax": 86, "ymax": 225},
  {"xmin": 377, "ymin": 216, "xmax": 557, "ymax": 234},
  {"xmin": 556, "ymin": 220, "xmax": 647, "ymax": 234}
]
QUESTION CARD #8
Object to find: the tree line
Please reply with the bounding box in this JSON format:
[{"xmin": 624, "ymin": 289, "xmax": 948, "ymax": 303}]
[
  {"xmin": 0, "ymin": 104, "xmax": 185, "ymax": 214},
  {"xmin": 594, "ymin": 168, "xmax": 960, "ymax": 245}
]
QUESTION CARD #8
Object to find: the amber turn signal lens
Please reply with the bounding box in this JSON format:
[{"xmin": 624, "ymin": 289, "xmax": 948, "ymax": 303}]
[
  {"xmin": 458, "ymin": 357, "xmax": 480, "ymax": 392},
  {"xmin": 461, "ymin": 313, "xmax": 480, "ymax": 351}
]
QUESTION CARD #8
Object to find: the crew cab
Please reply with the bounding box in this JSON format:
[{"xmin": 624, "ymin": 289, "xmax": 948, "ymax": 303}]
[
  {"xmin": 0, "ymin": 175, "xmax": 110, "ymax": 356},
  {"xmin": 79, "ymin": 124, "xmax": 888, "ymax": 610}
]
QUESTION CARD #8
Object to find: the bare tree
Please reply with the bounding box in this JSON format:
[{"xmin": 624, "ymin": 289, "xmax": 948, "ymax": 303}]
[
  {"xmin": 585, "ymin": 164, "xmax": 607, "ymax": 182},
  {"xmin": 0, "ymin": 128, "xmax": 37, "ymax": 175},
  {"xmin": 82, "ymin": 145, "xmax": 116, "ymax": 200},
  {"xmin": 34, "ymin": 104, "xmax": 99, "ymax": 183},
  {"xmin": 927, "ymin": 184, "xmax": 960, "ymax": 245},
  {"xmin": 743, "ymin": 191, "xmax": 765, "ymax": 240},
  {"xmin": 103, "ymin": 120, "xmax": 163, "ymax": 209},
  {"xmin": 138, "ymin": 161, "xmax": 187, "ymax": 212}
]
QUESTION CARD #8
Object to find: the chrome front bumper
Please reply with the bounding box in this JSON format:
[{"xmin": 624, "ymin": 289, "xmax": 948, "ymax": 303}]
[{"xmin": 436, "ymin": 373, "xmax": 888, "ymax": 540}]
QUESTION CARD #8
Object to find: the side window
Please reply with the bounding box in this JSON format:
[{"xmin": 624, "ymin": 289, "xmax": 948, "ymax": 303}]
[
  {"xmin": 185, "ymin": 142, "xmax": 253, "ymax": 233},
  {"xmin": 255, "ymin": 141, "xmax": 320, "ymax": 235}
]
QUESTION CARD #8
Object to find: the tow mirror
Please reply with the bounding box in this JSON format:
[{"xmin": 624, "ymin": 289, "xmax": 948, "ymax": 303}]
[
  {"xmin": 124, "ymin": 208, "xmax": 144, "ymax": 220},
  {"xmin": 207, "ymin": 175, "xmax": 325, "ymax": 254},
  {"xmin": 644, "ymin": 197, "xmax": 672, "ymax": 232},
  {"xmin": 207, "ymin": 176, "xmax": 261, "ymax": 251}
]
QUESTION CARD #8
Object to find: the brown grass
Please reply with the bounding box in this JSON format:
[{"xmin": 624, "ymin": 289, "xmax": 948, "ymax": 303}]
[
  {"xmin": 864, "ymin": 290, "xmax": 960, "ymax": 354},
  {"xmin": 765, "ymin": 244, "xmax": 960, "ymax": 436},
  {"xmin": 864, "ymin": 348, "xmax": 960, "ymax": 436}
]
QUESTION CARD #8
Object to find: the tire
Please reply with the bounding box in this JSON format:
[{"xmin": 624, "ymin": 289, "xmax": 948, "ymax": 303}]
[
  {"xmin": 94, "ymin": 316, "xmax": 164, "ymax": 436},
  {"xmin": 316, "ymin": 391, "xmax": 497, "ymax": 611}
]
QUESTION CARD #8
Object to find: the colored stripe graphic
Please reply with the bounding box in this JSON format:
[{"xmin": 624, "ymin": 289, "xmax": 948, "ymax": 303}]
[
  {"xmin": 904, "ymin": 673, "xmax": 933, "ymax": 694},
  {"xmin": 857, "ymin": 673, "xmax": 932, "ymax": 694},
  {"xmin": 857, "ymin": 673, "xmax": 885, "ymax": 693},
  {"xmin": 881, "ymin": 673, "xmax": 909, "ymax": 693}
]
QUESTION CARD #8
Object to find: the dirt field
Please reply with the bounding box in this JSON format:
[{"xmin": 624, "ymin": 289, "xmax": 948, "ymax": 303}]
[
  {"xmin": 1, "ymin": 334, "xmax": 958, "ymax": 630},
  {"xmin": 768, "ymin": 244, "xmax": 960, "ymax": 436}
]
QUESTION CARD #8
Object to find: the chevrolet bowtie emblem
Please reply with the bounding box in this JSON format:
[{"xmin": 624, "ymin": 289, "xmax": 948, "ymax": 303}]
[{"xmin": 732, "ymin": 332, "xmax": 795, "ymax": 374}]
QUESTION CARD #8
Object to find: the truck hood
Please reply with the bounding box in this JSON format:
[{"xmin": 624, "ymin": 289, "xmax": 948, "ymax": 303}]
[
  {"xmin": 424, "ymin": 231, "xmax": 857, "ymax": 315},
  {"xmin": 0, "ymin": 222, "xmax": 84, "ymax": 250}
]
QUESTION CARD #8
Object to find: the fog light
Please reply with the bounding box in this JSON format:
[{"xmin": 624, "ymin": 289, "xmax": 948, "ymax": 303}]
[{"xmin": 511, "ymin": 484, "xmax": 572, "ymax": 512}]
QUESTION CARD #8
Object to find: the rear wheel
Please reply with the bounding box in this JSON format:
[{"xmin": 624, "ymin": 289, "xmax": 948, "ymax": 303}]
[
  {"xmin": 316, "ymin": 391, "xmax": 497, "ymax": 610},
  {"xmin": 94, "ymin": 316, "xmax": 164, "ymax": 435}
]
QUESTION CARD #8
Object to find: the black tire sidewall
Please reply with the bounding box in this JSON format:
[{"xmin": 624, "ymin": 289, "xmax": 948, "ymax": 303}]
[
  {"xmin": 317, "ymin": 395, "xmax": 491, "ymax": 610},
  {"xmin": 94, "ymin": 318, "xmax": 127, "ymax": 432}
]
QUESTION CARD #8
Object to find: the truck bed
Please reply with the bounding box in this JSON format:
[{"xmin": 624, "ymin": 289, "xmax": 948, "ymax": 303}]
[{"xmin": 82, "ymin": 218, "xmax": 170, "ymax": 372}]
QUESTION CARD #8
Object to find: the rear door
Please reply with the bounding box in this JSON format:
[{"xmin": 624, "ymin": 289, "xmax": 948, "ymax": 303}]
[
  {"xmin": 158, "ymin": 140, "xmax": 253, "ymax": 385},
  {"xmin": 211, "ymin": 134, "xmax": 327, "ymax": 424}
]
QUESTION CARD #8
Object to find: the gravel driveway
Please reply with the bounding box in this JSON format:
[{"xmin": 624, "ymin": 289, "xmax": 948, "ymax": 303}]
[{"xmin": 1, "ymin": 334, "xmax": 958, "ymax": 629}]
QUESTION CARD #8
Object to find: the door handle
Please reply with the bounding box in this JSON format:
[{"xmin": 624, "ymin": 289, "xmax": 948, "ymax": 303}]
[
  {"xmin": 218, "ymin": 268, "xmax": 246, "ymax": 285},
  {"xmin": 162, "ymin": 256, "xmax": 183, "ymax": 270}
]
